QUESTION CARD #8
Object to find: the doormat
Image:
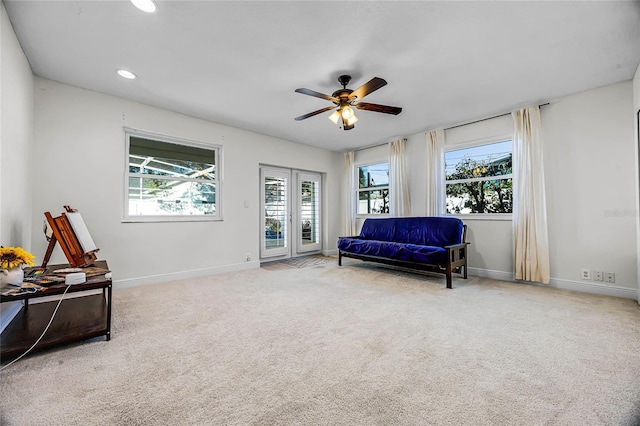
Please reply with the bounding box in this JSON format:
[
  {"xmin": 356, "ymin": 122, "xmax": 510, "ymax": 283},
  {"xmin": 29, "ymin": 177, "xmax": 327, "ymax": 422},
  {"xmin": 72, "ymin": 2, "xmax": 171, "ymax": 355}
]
[{"xmin": 260, "ymin": 255, "xmax": 336, "ymax": 271}]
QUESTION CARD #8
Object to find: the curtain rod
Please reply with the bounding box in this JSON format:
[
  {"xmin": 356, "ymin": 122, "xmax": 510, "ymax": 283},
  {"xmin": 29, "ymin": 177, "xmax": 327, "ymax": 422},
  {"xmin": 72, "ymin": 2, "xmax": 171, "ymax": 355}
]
[
  {"xmin": 354, "ymin": 137, "xmax": 407, "ymax": 152},
  {"xmin": 445, "ymin": 103, "xmax": 550, "ymax": 131},
  {"xmin": 353, "ymin": 103, "xmax": 549, "ymax": 152}
]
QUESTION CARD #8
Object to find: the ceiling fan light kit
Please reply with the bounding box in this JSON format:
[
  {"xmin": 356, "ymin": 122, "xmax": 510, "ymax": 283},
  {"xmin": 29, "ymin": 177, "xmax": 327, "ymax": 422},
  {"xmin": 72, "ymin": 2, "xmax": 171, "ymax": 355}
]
[
  {"xmin": 294, "ymin": 74, "xmax": 402, "ymax": 131},
  {"xmin": 328, "ymin": 110, "xmax": 341, "ymax": 125}
]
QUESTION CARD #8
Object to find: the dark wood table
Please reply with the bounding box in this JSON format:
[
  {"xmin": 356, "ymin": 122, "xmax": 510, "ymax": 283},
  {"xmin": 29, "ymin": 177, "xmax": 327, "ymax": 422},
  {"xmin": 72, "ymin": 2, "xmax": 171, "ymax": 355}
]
[{"xmin": 0, "ymin": 260, "xmax": 112, "ymax": 361}]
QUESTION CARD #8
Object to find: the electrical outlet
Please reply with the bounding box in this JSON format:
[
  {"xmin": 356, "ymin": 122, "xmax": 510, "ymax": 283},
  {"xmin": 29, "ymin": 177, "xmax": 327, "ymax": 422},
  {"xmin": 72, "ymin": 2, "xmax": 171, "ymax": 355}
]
[
  {"xmin": 246, "ymin": 253, "xmax": 251, "ymax": 262},
  {"xmin": 593, "ymin": 271, "xmax": 603, "ymax": 282},
  {"xmin": 604, "ymin": 272, "xmax": 615, "ymax": 283},
  {"xmin": 581, "ymin": 268, "xmax": 591, "ymax": 280}
]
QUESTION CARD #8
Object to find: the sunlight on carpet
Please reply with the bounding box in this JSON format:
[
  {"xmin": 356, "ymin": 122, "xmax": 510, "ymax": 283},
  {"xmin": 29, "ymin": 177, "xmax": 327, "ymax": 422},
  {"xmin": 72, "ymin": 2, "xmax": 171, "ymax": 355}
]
[{"xmin": 260, "ymin": 254, "xmax": 336, "ymax": 270}]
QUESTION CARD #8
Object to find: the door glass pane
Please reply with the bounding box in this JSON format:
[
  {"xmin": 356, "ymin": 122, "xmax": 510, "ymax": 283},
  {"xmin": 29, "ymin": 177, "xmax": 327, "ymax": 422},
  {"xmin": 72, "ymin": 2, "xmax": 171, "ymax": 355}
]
[
  {"xmin": 264, "ymin": 175, "xmax": 287, "ymax": 250},
  {"xmin": 300, "ymin": 180, "xmax": 319, "ymax": 246}
]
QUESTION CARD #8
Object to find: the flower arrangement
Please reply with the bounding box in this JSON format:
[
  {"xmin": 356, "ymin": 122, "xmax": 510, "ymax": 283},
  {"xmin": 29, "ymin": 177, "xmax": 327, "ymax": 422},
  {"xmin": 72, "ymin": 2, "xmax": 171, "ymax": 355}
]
[{"xmin": 0, "ymin": 246, "xmax": 36, "ymax": 269}]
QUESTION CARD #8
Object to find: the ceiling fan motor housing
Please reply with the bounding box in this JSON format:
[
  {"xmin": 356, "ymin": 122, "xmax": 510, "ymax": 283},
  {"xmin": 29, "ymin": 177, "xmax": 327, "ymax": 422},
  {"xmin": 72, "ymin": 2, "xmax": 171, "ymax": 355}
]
[{"xmin": 332, "ymin": 89, "xmax": 354, "ymax": 102}]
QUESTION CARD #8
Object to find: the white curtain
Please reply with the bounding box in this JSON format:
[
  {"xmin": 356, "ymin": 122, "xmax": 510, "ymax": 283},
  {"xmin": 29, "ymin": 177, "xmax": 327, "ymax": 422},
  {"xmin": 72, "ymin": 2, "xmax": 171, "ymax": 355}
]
[
  {"xmin": 389, "ymin": 139, "xmax": 411, "ymax": 217},
  {"xmin": 512, "ymin": 106, "xmax": 551, "ymax": 284},
  {"xmin": 344, "ymin": 151, "xmax": 357, "ymax": 235},
  {"xmin": 425, "ymin": 129, "xmax": 445, "ymax": 216}
]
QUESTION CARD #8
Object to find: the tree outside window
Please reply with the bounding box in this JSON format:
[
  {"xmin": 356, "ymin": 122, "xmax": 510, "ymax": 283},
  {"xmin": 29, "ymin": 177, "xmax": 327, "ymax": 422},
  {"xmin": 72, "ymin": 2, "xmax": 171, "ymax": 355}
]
[{"xmin": 445, "ymin": 140, "xmax": 513, "ymax": 214}]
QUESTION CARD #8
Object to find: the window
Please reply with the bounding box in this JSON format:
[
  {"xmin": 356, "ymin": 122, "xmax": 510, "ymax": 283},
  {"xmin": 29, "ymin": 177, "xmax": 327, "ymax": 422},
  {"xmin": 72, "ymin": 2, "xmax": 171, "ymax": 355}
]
[
  {"xmin": 357, "ymin": 162, "xmax": 389, "ymax": 215},
  {"xmin": 444, "ymin": 140, "xmax": 512, "ymax": 214},
  {"xmin": 124, "ymin": 129, "xmax": 221, "ymax": 222}
]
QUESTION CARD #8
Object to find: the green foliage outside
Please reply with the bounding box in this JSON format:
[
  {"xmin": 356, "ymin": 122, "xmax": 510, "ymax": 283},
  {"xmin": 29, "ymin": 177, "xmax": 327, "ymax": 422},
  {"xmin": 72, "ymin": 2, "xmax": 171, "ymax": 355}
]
[
  {"xmin": 445, "ymin": 155, "xmax": 513, "ymax": 214},
  {"xmin": 359, "ymin": 167, "xmax": 367, "ymax": 188}
]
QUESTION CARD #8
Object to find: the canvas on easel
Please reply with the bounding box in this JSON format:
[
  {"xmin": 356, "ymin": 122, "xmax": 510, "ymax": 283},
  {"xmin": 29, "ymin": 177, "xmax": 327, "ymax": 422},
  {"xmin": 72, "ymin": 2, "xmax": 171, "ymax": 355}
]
[{"xmin": 42, "ymin": 206, "xmax": 99, "ymax": 268}]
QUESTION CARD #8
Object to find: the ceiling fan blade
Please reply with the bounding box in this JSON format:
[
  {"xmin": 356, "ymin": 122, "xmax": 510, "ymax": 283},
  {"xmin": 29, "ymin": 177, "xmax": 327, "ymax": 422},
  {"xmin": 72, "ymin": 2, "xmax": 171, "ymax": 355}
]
[
  {"xmin": 294, "ymin": 105, "xmax": 337, "ymax": 121},
  {"xmin": 348, "ymin": 77, "xmax": 387, "ymax": 101},
  {"xmin": 355, "ymin": 102, "xmax": 402, "ymax": 115},
  {"xmin": 295, "ymin": 88, "xmax": 338, "ymax": 103}
]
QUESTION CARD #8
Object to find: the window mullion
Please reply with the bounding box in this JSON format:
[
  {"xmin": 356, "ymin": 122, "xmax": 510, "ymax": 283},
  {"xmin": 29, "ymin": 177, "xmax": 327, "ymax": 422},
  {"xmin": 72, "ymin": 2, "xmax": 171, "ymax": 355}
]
[{"xmin": 446, "ymin": 174, "xmax": 513, "ymax": 185}]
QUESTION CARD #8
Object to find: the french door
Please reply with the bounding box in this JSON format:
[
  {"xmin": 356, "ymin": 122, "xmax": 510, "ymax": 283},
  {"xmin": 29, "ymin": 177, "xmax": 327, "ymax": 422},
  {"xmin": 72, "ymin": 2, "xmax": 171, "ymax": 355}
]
[{"xmin": 260, "ymin": 167, "xmax": 322, "ymax": 260}]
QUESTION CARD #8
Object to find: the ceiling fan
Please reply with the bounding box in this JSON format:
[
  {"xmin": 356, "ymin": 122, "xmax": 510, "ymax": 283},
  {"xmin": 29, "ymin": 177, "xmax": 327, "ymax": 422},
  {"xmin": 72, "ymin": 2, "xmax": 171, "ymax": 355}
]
[{"xmin": 294, "ymin": 75, "xmax": 402, "ymax": 130}]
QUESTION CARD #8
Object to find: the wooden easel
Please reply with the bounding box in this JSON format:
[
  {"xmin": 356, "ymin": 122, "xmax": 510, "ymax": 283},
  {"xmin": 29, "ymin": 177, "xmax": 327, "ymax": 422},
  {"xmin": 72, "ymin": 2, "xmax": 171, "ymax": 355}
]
[{"xmin": 42, "ymin": 206, "xmax": 99, "ymax": 268}]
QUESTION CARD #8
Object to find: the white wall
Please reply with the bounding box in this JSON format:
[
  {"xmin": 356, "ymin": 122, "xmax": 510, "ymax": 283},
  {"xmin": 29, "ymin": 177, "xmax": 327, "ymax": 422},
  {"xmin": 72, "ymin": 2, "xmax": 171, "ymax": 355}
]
[
  {"xmin": 543, "ymin": 81, "xmax": 636, "ymax": 297},
  {"xmin": 0, "ymin": 3, "xmax": 33, "ymax": 248},
  {"xmin": 4, "ymin": 1, "xmax": 637, "ymax": 297},
  {"xmin": 31, "ymin": 78, "xmax": 342, "ymax": 286},
  {"xmin": 356, "ymin": 81, "xmax": 638, "ymax": 299}
]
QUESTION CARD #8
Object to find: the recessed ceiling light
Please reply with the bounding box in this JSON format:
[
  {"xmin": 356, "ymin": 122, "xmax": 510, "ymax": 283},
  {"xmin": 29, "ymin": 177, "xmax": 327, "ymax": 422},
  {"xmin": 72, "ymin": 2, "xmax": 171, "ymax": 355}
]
[
  {"xmin": 117, "ymin": 69, "xmax": 137, "ymax": 80},
  {"xmin": 130, "ymin": 0, "xmax": 157, "ymax": 13}
]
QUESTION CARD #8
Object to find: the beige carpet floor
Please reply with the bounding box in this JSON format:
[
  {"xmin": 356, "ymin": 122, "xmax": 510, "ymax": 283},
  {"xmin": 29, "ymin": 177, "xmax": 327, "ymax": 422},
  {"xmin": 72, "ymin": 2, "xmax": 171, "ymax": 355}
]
[{"xmin": 1, "ymin": 261, "xmax": 639, "ymax": 425}]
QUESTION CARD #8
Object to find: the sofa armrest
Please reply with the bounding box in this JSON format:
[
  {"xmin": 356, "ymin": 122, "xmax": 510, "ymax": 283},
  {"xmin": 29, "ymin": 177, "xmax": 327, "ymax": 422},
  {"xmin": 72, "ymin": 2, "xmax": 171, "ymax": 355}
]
[
  {"xmin": 444, "ymin": 242, "xmax": 469, "ymax": 251},
  {"xmin": 445, "ymin": 242, "xmax": 469, "ymax": 263}
]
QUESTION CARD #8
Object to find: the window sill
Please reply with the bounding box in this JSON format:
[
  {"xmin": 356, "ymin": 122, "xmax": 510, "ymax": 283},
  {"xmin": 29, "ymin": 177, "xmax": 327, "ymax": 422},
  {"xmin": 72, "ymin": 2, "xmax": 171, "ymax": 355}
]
[
  {"xmin": 356, "ymin": 214, "xmax": 390, "ymax": 219},
  {"xmin": 122, "ymin": 215, "xmax": 222, "ymax": 223},
  {"xmin": 447, "ymin": 213, "xmax": 512, "ymax": 221}
]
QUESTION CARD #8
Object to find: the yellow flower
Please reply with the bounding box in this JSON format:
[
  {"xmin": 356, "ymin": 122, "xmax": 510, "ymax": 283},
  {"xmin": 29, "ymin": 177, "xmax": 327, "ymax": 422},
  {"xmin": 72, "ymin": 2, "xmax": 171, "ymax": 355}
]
[{"xmin": 0, "ymin": 246, "xmax": 36, "ymax": 269}]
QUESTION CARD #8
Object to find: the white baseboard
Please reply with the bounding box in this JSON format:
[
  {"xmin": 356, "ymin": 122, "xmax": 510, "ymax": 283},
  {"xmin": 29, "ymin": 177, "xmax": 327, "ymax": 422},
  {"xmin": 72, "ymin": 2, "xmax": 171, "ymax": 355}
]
[
  {"xmin": 113, "ymin": 261, "xmax": 260, "ymax": 290},
  {"xmin": 111, "ymin": 261, "xmax": 635, "ymax": 300},
  {"xmin": 467, "ymin": 267, "xmax": 513, "ymax": 282},
  {"xmin": 323, "ymin": 248, "xmax": 338, "ymax": 257},
  {"xmin": 546, "ymin": 277, "xmax": 638, "ymax": 300},
  {"xmin": 467, "ymin": 267, "xmax": 637, "ymax": 300}
]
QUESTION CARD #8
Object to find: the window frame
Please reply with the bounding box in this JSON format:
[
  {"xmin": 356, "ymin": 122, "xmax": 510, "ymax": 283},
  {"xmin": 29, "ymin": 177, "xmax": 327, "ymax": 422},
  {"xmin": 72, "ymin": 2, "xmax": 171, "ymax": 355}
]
[
  {"xmin": 354, "ymin": 160, "xmax": 390, "ymax": 218},
  {"xmin": 443, "ymin": 135, "xmax": 513, "ymax": 221},
  {"xmin": 123, "ymin": 127, "xmax": 223, "ymax": 223}
]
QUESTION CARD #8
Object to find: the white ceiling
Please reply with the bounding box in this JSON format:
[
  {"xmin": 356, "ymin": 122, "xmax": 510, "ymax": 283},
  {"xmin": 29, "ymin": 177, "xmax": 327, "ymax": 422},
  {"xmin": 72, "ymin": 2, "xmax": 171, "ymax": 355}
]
[{"xmin": 4, "ymin": 1, "xmax": 640, "ymax": 152}]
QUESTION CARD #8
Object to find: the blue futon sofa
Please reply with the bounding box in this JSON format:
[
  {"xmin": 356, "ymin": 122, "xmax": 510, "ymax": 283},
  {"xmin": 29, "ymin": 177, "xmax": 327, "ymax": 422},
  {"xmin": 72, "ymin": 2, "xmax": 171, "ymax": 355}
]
[{"xmin": 337, "ymin": 217, "xmax": 469, "ymax": 288}]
